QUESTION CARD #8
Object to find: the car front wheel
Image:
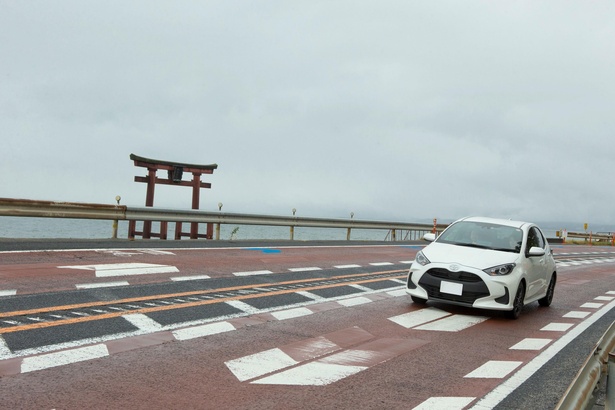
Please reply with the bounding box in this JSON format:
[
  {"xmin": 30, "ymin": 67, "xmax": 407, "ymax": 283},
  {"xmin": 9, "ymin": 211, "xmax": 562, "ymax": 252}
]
[
  {"xmin": 508, "ymin": 281, "xmax": 526, "ymax": 319},
  {"xmin": 538, "ymin": 274, "xmax": 556, "ymax": 307}
]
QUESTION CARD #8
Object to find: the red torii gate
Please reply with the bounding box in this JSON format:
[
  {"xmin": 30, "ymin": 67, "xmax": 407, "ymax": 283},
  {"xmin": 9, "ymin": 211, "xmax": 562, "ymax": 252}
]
[{"xmin": 129, "ymin": 153, "xmax": 218, "ymax": 240}]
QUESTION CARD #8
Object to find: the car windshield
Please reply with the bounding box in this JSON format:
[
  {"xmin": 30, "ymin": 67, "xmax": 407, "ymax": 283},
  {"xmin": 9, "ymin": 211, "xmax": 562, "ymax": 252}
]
[{"xmin": 436, "ymin": 221, "xmax": 523, "ymax": 253}]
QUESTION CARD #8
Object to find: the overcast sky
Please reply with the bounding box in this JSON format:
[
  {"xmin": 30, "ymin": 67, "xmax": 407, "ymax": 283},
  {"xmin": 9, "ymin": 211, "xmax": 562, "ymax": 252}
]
[{"xmin": 1, "ymin": 1, "xmax": 614, "ymax": 228}]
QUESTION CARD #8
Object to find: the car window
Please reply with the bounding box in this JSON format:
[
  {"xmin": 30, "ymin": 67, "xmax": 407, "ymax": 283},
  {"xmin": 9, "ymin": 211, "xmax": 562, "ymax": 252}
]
[
  {"xmin": 437, "ymin": 221, "xmax": 522, "ymax": 253},
  {"xmin": 527, "ymin": 227, "xmax": 545, "ymax": 250}
]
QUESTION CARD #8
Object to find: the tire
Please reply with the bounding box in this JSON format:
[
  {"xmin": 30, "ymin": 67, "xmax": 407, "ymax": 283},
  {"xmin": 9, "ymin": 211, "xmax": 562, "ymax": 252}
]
[
  {"xmin": 538, "ymin": 274, "xmax": 556, "ymax": 307},
  {"xmin": 508, "ymin": 281, "xmax": 526, "ymax": 319},
  {"xmin": 411, "ymin": 296, "xmax": 427, "ymax": 304}
]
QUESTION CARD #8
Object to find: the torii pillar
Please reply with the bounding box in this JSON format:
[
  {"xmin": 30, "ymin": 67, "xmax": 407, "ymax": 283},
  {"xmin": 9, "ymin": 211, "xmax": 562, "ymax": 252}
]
[{"xmin": 129, "ymin": 153, "xmax": 218, "ymax": 239}]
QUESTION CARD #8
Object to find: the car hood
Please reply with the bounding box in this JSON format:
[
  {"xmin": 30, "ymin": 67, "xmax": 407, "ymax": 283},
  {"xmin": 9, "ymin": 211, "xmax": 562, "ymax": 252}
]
[{"xmin": 422, "ymin": 242, "xmax": 519, "ymax": 270}]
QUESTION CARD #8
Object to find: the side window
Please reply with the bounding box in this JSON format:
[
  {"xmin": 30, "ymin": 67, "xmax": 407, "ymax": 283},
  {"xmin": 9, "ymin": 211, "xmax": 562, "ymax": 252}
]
[{"xmin": 527, "ymin": 227, "xmax": 545, "ymax": 250}]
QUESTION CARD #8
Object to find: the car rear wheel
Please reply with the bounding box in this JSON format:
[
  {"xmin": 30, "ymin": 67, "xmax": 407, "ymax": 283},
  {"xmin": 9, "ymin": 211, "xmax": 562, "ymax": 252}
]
[
  {"xmin": 508, "ymin": 281, "xmax": 525, "ymax": 319},
  {"xmin": 411, "ymin": 296, "xmax": 427, "ymax": 304},
  {"xmin": 538, "ymin": 274, "xmax": 556, "ymax": 307}
]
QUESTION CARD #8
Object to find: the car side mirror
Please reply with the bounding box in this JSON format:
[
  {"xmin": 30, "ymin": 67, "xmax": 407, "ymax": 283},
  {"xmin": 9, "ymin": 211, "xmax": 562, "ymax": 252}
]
[
  {"xmin": 423, "ymin": 233, "xmax": 436, "ymax": 242},
  {"xmin": 528, "ymin": 246, "xmax": 546, "ymax": 257}
]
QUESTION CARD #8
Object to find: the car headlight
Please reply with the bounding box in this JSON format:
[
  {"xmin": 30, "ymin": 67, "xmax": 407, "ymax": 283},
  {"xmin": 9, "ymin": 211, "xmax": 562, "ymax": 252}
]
[
  {"xmin": 483, "ymin": 263, "xmax": 516, "ymax": 276},
  {"xmin": 415, "ymin": 250, "xmax": 431, "ymax": 266}
]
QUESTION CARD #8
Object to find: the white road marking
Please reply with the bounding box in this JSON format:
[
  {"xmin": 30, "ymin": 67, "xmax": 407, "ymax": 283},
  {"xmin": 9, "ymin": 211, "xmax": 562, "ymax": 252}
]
[
  {"xmin": 386, "ymin": 289, "xmax": 407, "ymax": 297},
  {"xmin": 349, "ymin": 284, "xmax": 373, "ymax": 292},
  {"xmin": 464, "ymin": 360, "xmax": 522, "ymax": 378},
  {"xmin": 0, "ymin": 290, "xmax": 17, "ymax": 297},
  {"xmin": 232, "ymin": 270, "xmax": 273, "ymax": 276},
  {"xmin": 369, "ymin": 262, "xmax": 394, "ymax": 266},
  {"xmin": 0, "ymin": 336, "xmax": 12, "ymax": 358},
  {"xmin": 414, "ymin": 314, "xmax": 489, "ymax": 332},
  {"xmin": 296, "ymin": 291, "xmax": 325, "ymax": 300},
  {"xmin": 388, "ymin": 307, "xmax": 451, "ymax": 329},
  {"xmin": 288, "ymin": 267, "xmax": 322, "ymax": 272},
  {"xmin": 171, "ymin": 275, "xmax": 211, "ymax": 281},
  {"xmin": 334, "ymin": 264, "xmax": 361, "ymax": 269},
  {"xmin": 390, "ymin": 279, "xmax": 406, "ymax": 284},
  {"xmin": 21, "ymin": 344, "xmax": 109, "ymax": 373},
  {"xmin": 226, "ymin": 348, "xmax": 299, "ymax": 382},
  {"xmin": 226, "ymin": 300, "xmax": 261, "ymax": 314},
  {"xmin": 413, "ymin": 397, "xmax": 476, "ymax": 410},
  {"xmin": 563, "ymin": 311, "xmax": 591, "ymax": 319},
  {"xmin": 509, "ymin": 338, "xmax": 552, "ymax": 351},
  {"xmin": 122, "ymin": 314, "xmax": 162, "ymax": 332},
  {"xmin": 252, "ymin": 361, "xmax": 367, "ymax": 386},
  {"xmin": 75, "ymin": 281, "xmax": 130, "ymax": 289},
  {"xmin": 400, "ymin": 260, "xmax": 414, "ymax": 264},
  {"xmin": 595, "ymin": 296, "xmax": 615, "ymax": 301},
  {"xmin": 172, "ymin": 321, "xmax": 236, "ymax": 341},
  {"xmin": 338, "ymin": 296, "xmax": 373, "ymax": 307},
  {"xmin": 59, "ymin": 263, "xmax": 179, "ymax": 277},
  {"xmin": 541, "ymin": 323, "xmax": 574, "ymax": 332},
  {"xmin": 271, "ymin": 307, "xmax": 313, "ymax": 320},
  {"xmin": 581, "ymin": 302, "xmax": 603, "ymax": 309}
]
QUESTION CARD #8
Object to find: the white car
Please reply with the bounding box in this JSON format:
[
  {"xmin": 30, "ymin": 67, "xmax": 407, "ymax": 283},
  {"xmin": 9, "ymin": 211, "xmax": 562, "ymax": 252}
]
[{"xmin": 406, "ymin": 216, "xmax": 556, "ymax": 319}]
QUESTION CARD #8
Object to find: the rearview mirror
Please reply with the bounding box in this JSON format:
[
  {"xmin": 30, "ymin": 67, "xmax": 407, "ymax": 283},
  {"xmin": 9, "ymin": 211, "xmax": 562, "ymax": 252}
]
[
  {"xmin": 423, "ymin": 233, "xmax": 436, "ymax": 242},
  {"xmin": 528, "ymin": 246, "xmax": 545, "ymax": 257}
]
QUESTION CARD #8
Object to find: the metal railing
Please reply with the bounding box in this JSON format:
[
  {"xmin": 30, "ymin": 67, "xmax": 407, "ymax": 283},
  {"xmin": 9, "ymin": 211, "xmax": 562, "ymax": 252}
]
[
  {"xmin": 0, "ymin": 198, "xmax": 445, "ymax": 241},
  {"xmin": 555, "ymin": 322, "xmax": 615, "ymax": 410}
]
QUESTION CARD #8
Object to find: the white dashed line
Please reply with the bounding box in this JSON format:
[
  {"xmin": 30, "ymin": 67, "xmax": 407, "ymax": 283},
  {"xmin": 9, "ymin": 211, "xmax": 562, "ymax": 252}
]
[
  {"xmin": 337, "ymin": 296, "xmax": 372, "ymax": 307},
  {"xmin": 510, "ymin": 338, "xmax": 552, "ymax": 351},
  {"xmin": 232, "ymin": 270, "xmax": 273, "ymax": 277},
  {"xmin": 349, "ymin": 284, "xmax": 373, "ymax": 292},
  {"xmin": 296, "ymin": 291, "xmax": 325, "ymax": 300},
  {"xmin": 122, "ymin": 313, "xmax": 163, "ymax": 332},
  {"xmin": 369, "ymin": 262, "xmax": 394, "ymax": 266},
  {"xmin": 288, "ymin": 267, "xmax": 322, "ymax": 272},
  {"xmin": 334, "ymin": 264, "xmax": 361, "ymax": 269},
  {"xmin": 172, "ymin": 321, "xmax": 236, "ymax": 341},
  {"xmin": 171, "ymin": 275, "xmax": 211, "ymax": 281},
  {"xmin": 271, "ymin": 307, "xmax": 313, "ymax": 321},
  {"xmin": 581, "ymin": 302, "xmax": 604, "ymax": 309},
  {"xmin": 21, "ymin": 344, "xmax": 109, "ymax": 373},
  {"xmin": 226, "ymin": 300, "xmax": 261, "ymax": 314},
  {"xmin": 0, "ymin": 290, "xmax": 17, "ymax": 297},
  {"xmin": 563, "ymin": 311, "xmax": 591, "ymax": 319},
  {"xmin": 541, "ymin": 323, "xmax": 574, "ymax": 332},
  {"xmin": 76, "ymin": 281, "xmax": 130, "ymax": 289},
  {"xmin": 413, "ymin": 397, "xmax": 476, "ymax": 410},
  {"xmin": 465, "ymin": 360, "xmax": 523, "ymax": 378}
]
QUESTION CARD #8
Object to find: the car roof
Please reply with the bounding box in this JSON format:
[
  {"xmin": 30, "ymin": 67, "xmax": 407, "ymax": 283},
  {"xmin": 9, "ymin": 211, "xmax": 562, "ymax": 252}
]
[{"xmin": 456, "ymin": 216, "xmax": 531, "ymax": 229}]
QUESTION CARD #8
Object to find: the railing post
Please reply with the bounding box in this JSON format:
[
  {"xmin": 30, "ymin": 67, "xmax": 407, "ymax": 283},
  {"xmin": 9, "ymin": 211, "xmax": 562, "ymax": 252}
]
[
  {"xmin": 215, "ymin": 223, "xmax": 221, "ymax": 240},
  {"xmin": 608, "ymin": 352, "xmax": 615, "ymax": 410},
  {"xmin": 290, "ymin": 226, "xmax": 294, "ymax": 240}
]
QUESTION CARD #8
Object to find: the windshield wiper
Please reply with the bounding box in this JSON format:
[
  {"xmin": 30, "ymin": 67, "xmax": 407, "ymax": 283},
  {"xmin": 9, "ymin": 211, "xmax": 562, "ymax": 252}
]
[{"xmin": 456, "ymin": 242, "xmax": 492, "ymax": 250}]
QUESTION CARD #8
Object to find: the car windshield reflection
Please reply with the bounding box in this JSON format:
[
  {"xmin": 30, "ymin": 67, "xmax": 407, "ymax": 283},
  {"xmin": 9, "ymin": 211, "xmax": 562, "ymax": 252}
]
[{"xmin": 436, "ymin": 221, "xmax": 523, "ymax": 253}]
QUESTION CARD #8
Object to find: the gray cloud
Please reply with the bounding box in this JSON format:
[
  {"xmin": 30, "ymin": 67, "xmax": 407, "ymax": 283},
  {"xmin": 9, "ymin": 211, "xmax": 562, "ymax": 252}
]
[{"xmin": 1, "ymin": 1, "xmax": 614, "ymax": 230}]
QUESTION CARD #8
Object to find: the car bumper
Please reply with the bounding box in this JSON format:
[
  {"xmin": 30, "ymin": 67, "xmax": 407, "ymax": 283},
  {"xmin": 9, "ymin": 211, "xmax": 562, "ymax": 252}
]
[{"xmin": 406, "ymin": 262, "xmax": 518, "ymax": 311}]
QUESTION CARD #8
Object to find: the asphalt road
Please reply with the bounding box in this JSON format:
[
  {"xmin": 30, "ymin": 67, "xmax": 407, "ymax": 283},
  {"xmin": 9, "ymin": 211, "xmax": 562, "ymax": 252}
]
[{"xmin": 0, "ymin": 240, "xmax": 613, "ymax": 409}]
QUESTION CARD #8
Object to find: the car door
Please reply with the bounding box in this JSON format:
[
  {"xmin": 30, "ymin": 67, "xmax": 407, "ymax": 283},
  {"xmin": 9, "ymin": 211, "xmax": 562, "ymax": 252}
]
[{"xmin": 524, "ymin": 226, "xmax": 549, "ymax": 299}]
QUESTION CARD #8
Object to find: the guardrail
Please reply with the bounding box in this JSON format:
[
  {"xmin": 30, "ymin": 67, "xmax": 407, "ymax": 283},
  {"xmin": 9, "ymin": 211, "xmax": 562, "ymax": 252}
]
[
  {"xmin": 563, "ymin": 232, "xmax": 615, "ymax": 245},
  {"xmin": 555, "ymin": 322, "xmax": 615, "ymax": 410},
  {"xmin": 0, "ymin": 198, "xmax": 444, "ymax": 241}
]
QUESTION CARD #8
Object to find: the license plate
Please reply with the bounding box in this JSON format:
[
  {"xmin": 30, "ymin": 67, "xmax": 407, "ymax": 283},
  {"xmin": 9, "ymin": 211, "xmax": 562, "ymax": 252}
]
[{"xmin": 440, "ymin": 281, "xmax": 463, "ymax": 296}]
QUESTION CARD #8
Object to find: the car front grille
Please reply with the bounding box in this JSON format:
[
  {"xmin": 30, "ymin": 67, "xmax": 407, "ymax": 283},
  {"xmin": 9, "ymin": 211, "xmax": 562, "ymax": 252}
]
[{"xmin": 418, "ymin": 268, "xmax": 490, "ymax": 305}]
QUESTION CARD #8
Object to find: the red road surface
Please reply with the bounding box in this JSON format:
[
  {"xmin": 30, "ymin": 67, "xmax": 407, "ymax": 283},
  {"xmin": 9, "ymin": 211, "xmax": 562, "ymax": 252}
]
[{"xmin": 0, "ymin": 244, "xmax": 614, "ymax": 409}]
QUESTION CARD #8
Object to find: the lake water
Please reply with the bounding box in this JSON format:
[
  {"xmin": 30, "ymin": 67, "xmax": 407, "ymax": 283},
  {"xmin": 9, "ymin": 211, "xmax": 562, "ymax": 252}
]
[
  {"xmin": 0, "ymin": 216, "xmax": 394, "ymax": 241},
  {"xmin": 0, "ymin": 216, "xmax": 598, "ymax": 242}
]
